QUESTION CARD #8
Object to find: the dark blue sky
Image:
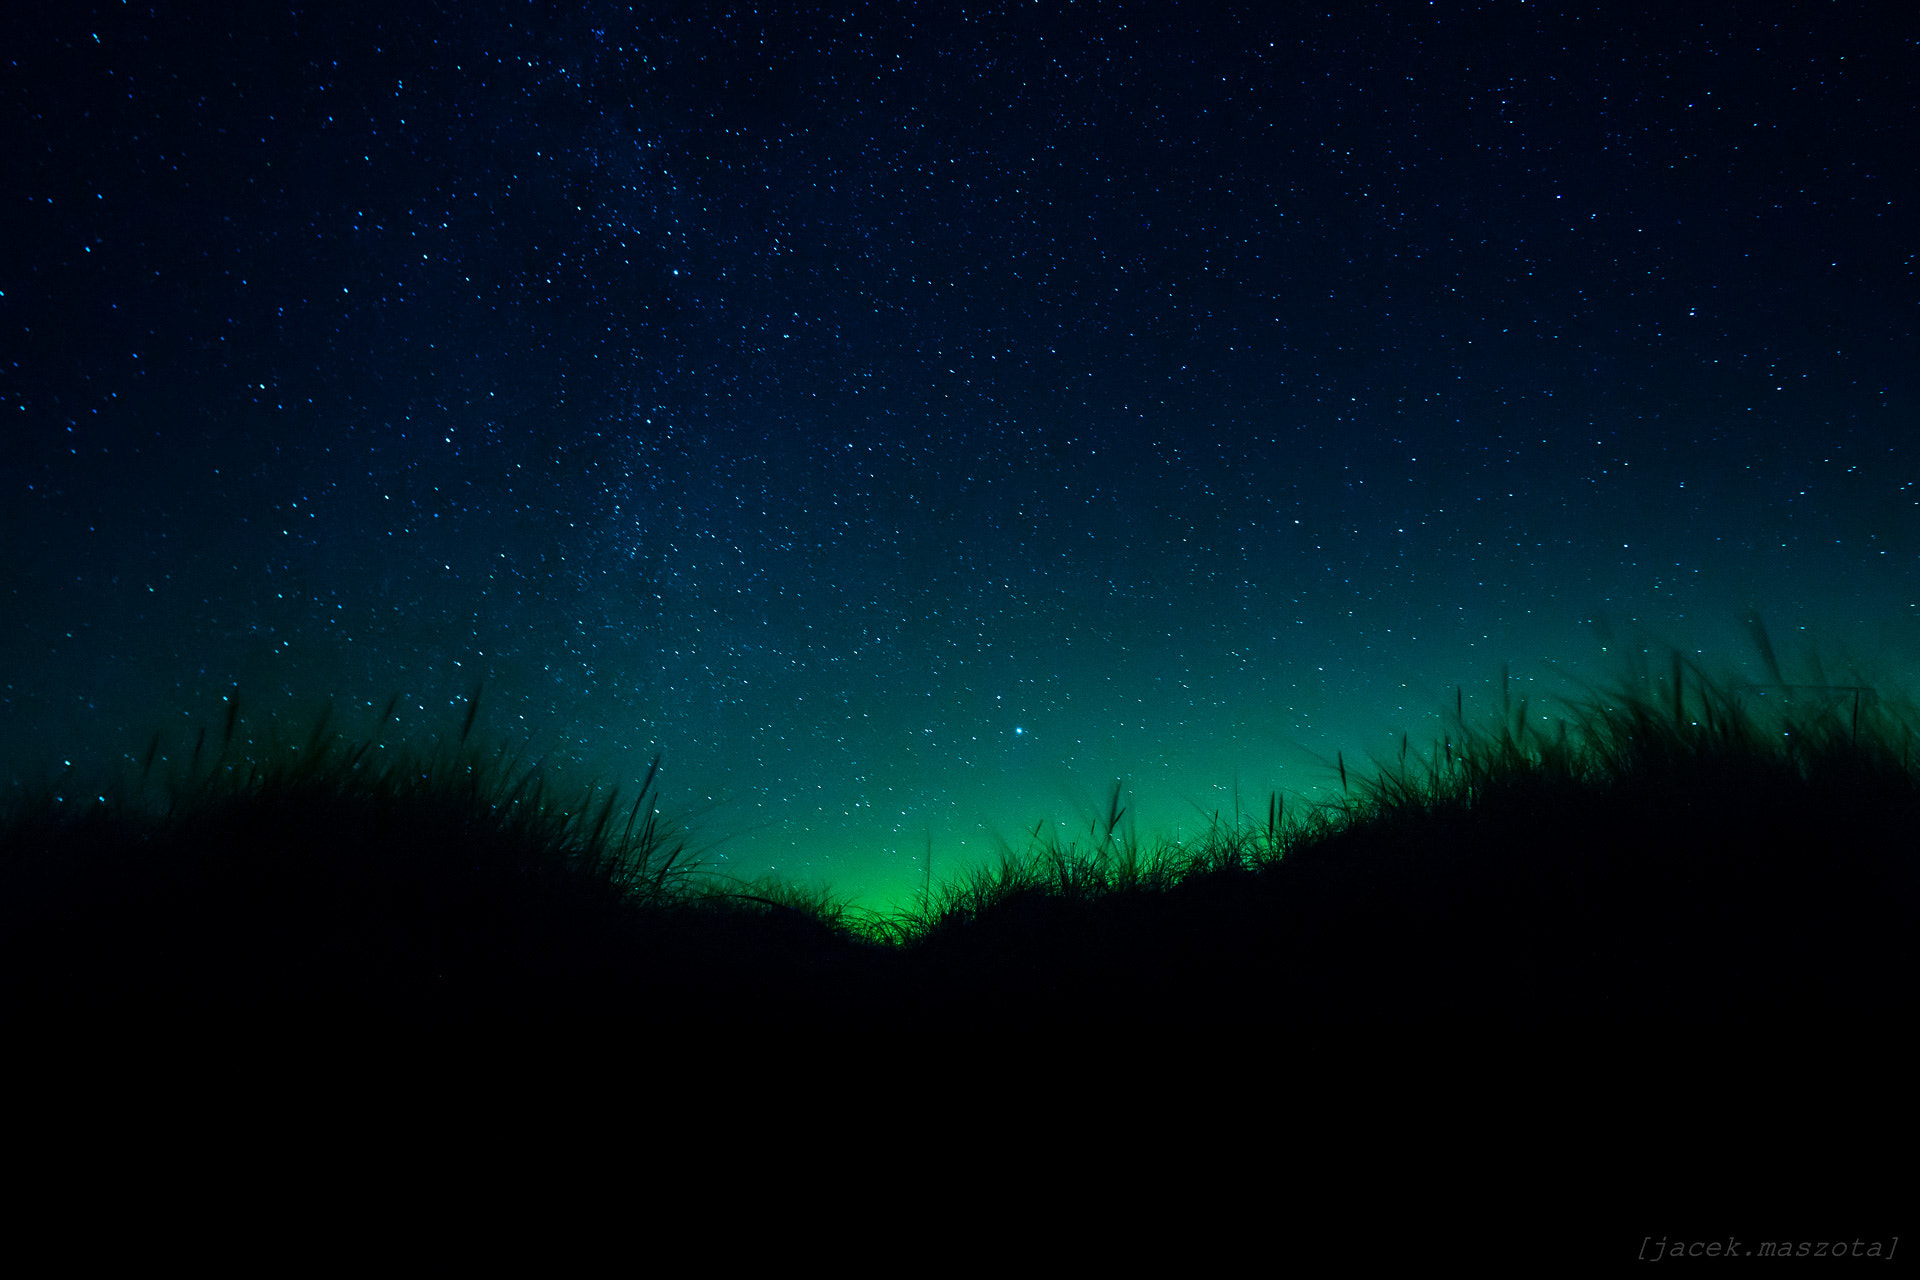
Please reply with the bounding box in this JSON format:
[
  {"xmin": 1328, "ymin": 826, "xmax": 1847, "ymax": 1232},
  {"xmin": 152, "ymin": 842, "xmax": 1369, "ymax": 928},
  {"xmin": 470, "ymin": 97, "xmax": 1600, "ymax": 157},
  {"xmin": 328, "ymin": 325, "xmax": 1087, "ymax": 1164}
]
[{"xmin": 6, "ymin": 2, "xmax": 1915, "ymax": 904}]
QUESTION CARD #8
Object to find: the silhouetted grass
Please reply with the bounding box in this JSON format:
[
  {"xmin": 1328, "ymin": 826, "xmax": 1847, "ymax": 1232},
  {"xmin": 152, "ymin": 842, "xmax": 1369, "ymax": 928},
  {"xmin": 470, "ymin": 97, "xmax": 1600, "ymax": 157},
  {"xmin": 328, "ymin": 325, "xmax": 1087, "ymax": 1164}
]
[
  {"xmin": 899, "ymin": 648, "xmax": 1916, "ymax": 1030},
  {"xmin": 0, "ymin": 692, "xmax": 708, "ymax": 1014},
  {"xmin": 3, "ymin": 636, "xmax": 1915, "ymax": 1034}
]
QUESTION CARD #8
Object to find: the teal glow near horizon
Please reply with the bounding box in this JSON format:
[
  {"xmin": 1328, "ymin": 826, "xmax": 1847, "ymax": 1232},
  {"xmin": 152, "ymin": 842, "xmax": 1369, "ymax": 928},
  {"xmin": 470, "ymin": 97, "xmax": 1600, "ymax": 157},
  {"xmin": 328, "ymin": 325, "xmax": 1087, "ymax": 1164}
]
[{"xmin": 23, "ymin": 598, "xmax": 1893, "ymax": 916}]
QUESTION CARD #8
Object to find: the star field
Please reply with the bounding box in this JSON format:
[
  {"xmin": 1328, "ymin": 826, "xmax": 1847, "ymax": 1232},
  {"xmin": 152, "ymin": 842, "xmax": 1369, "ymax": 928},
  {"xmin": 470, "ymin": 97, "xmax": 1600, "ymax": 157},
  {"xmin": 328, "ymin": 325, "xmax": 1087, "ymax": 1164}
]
[{"xmin": 5, "ymin": 3, "xmax": 1915, "ymax": 905}]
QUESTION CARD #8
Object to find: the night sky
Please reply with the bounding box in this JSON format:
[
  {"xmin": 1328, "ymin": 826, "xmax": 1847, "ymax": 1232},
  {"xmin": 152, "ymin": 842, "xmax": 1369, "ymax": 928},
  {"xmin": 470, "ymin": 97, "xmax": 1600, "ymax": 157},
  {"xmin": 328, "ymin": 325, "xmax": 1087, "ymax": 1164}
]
[{"xmin": 5, "ymin": 2, "xmax": 1915, "ymax": 908}]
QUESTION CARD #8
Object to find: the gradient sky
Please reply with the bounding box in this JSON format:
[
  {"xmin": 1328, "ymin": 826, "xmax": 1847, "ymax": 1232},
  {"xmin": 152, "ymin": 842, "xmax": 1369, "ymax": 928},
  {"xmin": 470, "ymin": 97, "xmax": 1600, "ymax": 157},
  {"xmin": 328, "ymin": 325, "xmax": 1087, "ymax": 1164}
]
[{"xmin": 5, "ymin": 2, "xmax": 1915, "ymax": 908}]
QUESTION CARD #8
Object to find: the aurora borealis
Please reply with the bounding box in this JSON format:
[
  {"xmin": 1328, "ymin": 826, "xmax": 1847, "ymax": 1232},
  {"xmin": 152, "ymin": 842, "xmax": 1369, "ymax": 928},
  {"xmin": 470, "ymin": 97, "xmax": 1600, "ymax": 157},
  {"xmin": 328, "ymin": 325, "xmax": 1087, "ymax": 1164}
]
[{"xmin": 5, "ymin": 2, "xmax": 1914, "ymax": 909}]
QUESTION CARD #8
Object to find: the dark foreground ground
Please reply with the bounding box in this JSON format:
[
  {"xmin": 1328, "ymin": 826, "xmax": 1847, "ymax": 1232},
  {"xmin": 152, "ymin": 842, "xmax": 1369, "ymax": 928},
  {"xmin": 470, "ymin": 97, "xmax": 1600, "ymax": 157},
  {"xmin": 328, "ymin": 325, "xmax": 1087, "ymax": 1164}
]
[{"xmin": 3, "ymin": 666, "xmax": 1911, "ymax": 1251}]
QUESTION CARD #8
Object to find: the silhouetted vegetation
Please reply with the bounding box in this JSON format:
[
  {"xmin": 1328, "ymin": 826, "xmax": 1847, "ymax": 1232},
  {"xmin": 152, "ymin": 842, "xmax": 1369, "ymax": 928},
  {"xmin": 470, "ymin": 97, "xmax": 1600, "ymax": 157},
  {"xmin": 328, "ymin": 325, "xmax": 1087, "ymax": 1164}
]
[{"xmin": 3, "ymin": 636, "xmax": 1915, "ymax": 1034}]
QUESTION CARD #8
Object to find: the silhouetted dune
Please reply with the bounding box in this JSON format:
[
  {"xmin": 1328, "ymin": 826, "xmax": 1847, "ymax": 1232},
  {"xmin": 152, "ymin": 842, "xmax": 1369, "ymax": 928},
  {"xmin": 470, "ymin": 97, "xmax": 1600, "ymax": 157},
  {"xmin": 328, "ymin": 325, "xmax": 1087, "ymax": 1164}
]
[{"xmin": 4, "ymin": 648, "xmax": 1913, "ymax": 1041}]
